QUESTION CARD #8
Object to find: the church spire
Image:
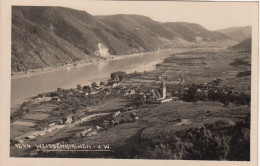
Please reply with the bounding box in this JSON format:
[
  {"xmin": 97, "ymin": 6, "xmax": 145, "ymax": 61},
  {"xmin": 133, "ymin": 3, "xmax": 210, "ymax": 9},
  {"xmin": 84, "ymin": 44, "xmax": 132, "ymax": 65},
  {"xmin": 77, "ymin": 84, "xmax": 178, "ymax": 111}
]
[{"xmin": 160, "ymin": 77, "xmax": 166, "ymax": 99}]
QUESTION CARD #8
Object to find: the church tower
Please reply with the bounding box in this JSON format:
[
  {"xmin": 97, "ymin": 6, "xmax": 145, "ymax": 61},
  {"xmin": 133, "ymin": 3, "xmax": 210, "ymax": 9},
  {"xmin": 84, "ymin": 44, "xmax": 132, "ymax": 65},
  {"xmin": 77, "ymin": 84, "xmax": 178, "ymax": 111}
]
[{"xmin": 160, "ymin": 77, "xmax": 166, "ymax": 99}]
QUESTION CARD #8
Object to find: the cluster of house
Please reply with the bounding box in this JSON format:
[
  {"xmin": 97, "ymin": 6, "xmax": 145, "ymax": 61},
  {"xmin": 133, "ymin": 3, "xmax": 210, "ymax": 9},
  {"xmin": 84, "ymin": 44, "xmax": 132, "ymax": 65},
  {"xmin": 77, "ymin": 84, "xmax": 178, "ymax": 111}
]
[
  {"xmin": 102, "ymin": 110, "xmax": 138, "ymax": 128},
  {"xmin": 107, "ymin": 77, "xmax": 175, "ymax": 104},
  {"xmin": 130, "ymin": 77, "xmax": 173, "ymax": 103},
  {"xmin": 38, "ymin": 70, "xmax": 174, "ymax": 106},
  {"xmin": 75, "ymin": 107, "xmax": 139, "ymax": 138}
]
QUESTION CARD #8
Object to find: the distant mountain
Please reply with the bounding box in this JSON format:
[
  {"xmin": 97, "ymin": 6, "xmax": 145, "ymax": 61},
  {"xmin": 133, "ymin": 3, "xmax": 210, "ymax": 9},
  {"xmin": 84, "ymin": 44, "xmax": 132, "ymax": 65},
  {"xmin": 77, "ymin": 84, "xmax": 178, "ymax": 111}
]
[
  {"xmin": 12, "ymin": 6, "xmax": 231, "ymax": 72},
  {"xmin": 216, "ymin": 26, "xmax": 251, "ymax": 42},
  {"xmin": 230, "ymin": 38, "xmax": 251, "ymax": 52},
  {"xmin": 97, "ymin": 15, "xmax": 230, "ymax": 42}
]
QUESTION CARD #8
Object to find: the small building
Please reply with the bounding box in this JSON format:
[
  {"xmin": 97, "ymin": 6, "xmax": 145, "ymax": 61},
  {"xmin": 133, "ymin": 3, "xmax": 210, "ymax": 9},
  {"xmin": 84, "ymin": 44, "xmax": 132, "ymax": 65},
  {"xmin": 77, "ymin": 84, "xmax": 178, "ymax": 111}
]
[
  {"xmin": 147, "ymin": 89, "xmax": 160, "ymax": 101},
  {"xmin": 130, "ymin": 90, "xmax": 136, "ymax": 95},
  {"xmin": 124, "ymin": 92, "xmax": 130, "ymax": 96},
  {"xmin": 90, "ymin": 89, "xmax": 98, "ymax": 95},
  {"xmin": 62, "ymin": 116, "xmax": 73, "ymax": 124},
  {"xmin": 78, "ymin": 90, "xmax": 84, "ymax": 94},
  {"xmin": 160, "ymin": 98, "xmax": 173, "ymax": 104},
  {"xmin": 86, "ymin": 130, "xmax": 97, "ymax": 137},
  {"xmin": 25, "ymin": 135, "xmax": 36, "ymax": 140},
  {"xmin": 112, "ymin": 111, "xmax": 121, "ymax": 119},
  {"xmin": 80, "ymin": 128, "xmax": 93, "ymax": 137},
  {"xmin": 51, "ymin": 97, "xmax": 60, "ymax": 102},
  {"xmin": 112, "ymin": 82, "xmax": 119, "ymax": 87}
]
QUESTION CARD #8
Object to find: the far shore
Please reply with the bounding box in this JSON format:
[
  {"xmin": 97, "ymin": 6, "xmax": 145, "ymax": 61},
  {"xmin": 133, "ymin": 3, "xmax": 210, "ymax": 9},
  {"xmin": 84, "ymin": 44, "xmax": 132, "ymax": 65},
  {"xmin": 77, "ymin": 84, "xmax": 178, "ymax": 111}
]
[{"xmin": 10, "ymin": 48, "xmax": 195, "ymax": 80}]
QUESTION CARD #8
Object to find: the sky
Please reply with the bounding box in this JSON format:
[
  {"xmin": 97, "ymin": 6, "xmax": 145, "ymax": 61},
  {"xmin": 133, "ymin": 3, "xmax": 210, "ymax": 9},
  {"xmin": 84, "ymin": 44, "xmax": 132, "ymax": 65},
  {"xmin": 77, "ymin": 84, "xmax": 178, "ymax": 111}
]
[
  {"xmin": 56, "ymin": 1, "xmax": 258, "ymax": 31},
  {"xmin": 11, "ymin": 0, "xmax": 258, "ymax": 30}
]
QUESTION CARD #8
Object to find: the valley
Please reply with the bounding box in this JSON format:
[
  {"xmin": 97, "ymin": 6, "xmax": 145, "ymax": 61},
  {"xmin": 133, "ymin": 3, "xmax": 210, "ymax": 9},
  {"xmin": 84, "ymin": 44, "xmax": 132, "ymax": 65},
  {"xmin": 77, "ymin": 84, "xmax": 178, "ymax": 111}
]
[{"xmin": 10, "ymin": 5, "xmax": 253, "ymax": 161}]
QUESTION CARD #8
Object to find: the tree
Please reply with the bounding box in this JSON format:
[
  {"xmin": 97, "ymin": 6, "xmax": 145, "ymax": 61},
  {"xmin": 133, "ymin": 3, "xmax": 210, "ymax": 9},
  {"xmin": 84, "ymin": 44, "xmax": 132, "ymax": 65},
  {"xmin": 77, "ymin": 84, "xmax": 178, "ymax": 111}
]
[
  {"xmin": 183, "ymin": 84, "xmax": 198, "ymax": 102},
  {"xmin": 91, "ymin": 82, "xmax": 97, "ymax": 88},
  {"xmin": 110, "ymin": 71, "xmax": 126, "ymax": 81},
  {"xmin": 77, "ymin": 84, "xmax": 82, "ymax": 90},
  {"xmin": 100, "ymin": 81, "xmax": 105, "ymax": 86},
  {"xmin": 83, "ymin": 85, "xmax": 90, "ymax": 91}
]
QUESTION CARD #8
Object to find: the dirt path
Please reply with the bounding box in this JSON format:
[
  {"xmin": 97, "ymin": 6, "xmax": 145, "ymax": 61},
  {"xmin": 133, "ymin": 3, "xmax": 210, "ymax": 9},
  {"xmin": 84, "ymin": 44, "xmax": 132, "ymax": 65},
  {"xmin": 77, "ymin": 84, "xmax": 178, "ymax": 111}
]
[
  {"xmin": 88, "ymin": 102, "xmax": 112, "ymax": 112},
  {"xmin": 71, "ymin": 113, "xmax": 110, "ymax": 126},
  {"xmin": 176, "ymin": 119, "xmax": 191, "ymax": 126},
  {"xmin": 178, "ymin": 72, "xmax": 185, "ymax": 84}
]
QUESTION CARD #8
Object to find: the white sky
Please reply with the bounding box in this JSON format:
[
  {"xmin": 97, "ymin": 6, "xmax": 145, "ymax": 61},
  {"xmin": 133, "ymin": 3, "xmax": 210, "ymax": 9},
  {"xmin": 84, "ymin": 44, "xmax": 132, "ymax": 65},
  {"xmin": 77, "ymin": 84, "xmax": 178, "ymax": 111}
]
[
  {"xmin": 59, "ymin": 1, "xmax": 258, "ymax": 30},
  {"xmin": 12, "ymin": 0, "xmax": 258, "ymax": 30}
]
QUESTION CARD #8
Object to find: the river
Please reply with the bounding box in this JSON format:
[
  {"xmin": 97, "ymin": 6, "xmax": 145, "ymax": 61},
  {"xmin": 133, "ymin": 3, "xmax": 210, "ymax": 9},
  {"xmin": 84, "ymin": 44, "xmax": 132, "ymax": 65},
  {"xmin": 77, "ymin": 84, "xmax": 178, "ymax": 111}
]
[{"xmin": 11, "ymin": 49, "xmax": 186, "ymax": 113}]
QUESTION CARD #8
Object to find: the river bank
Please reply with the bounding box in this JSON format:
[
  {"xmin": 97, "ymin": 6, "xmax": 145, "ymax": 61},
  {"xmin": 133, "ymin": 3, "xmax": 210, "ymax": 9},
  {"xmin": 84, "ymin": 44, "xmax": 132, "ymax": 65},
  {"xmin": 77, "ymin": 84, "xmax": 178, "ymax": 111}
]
[
  {"xmin": 11, "ymin": 57, "xmax": 101, "ymax": 80},
  {"xmin": 11, "ymin": 49, "xmax": 176, "ymax": 80},
  {"xmin": 11, "ymin": 47, "xmax": 210, "ymax": 80}
]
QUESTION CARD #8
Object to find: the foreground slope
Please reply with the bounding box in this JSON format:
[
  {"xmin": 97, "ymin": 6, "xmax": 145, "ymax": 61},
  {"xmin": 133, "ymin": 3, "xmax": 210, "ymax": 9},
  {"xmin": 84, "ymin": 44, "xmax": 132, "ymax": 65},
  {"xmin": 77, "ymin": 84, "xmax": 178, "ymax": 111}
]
[{"xmin": 230, "ymin": 38, "xmax": 252, "ymax": 52}]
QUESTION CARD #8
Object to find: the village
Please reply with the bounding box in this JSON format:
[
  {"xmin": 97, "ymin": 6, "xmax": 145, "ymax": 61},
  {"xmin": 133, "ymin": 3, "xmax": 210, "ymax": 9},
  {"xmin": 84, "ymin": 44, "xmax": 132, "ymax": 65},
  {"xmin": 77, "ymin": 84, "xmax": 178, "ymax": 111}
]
[
  {"xmin": 11, "ymin": 70, "xmax": 173, "ymax": 143},
  {"xmin": 11, "ymin": 67, "xmax": 250, "ymax": 146}
]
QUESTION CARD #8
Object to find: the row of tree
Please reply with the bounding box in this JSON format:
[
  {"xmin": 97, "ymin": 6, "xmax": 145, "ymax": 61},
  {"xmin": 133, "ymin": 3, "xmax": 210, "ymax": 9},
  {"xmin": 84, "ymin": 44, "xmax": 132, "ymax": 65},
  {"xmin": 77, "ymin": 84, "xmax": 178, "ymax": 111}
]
[{"xmin": 182, "ymin": 84, "xmax": 250, "ymax": 105}]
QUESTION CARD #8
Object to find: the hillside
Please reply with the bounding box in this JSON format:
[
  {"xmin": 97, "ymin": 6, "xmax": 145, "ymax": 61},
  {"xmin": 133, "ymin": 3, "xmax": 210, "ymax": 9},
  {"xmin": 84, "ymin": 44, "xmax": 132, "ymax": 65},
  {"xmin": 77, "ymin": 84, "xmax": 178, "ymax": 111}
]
[
  {"xmin": 216, "ymin": 26, "xmax": 251, "ymax": 42},
  {"xmin": 230, "ymin": 38, "xmax": 251, "ymax": 53},
  {"xmin": 12, "ymin": 6, "xmax": 132, "ymax": 72},
  {"xmin": 12, "ymin": 6, "xmax": 231, "ymax": 72},
  {"xmin": 97, "ymin": 15, "xmax": 230, "ymax": 43}
]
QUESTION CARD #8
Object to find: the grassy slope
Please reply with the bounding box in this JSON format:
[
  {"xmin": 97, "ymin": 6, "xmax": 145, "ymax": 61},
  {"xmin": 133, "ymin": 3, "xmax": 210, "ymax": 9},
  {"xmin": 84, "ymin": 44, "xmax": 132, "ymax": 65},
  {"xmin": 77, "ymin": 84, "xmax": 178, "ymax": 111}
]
[{"xmin": 79, "ymin": 101, "xmax": 249, "ymax": 160}]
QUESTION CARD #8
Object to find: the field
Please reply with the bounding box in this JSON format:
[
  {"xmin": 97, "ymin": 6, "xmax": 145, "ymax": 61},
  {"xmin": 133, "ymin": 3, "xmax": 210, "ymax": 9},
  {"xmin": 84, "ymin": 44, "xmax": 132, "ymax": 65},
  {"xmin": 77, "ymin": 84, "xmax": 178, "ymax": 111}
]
[
  {"xmin": 10, "ymin": 97, "xmax": 132, "ymax": 157},
  {"xmin": 11, "ymin": 103, "xmax": 57, "ymax": 138},
  {"xmin": 161, "ymin": 49, "xmax": 251, "ymax": 94},
  {"xmin": 131, "ymin": 48, "xmax": 250, "ymax": 94}
]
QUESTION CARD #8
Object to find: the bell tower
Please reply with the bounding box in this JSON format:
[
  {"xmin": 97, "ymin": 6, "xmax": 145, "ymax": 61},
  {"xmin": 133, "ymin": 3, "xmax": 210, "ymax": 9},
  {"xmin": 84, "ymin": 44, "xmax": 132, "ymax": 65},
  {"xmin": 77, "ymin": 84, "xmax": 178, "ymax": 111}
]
[{"xmin": 160, "ymin": 77, "xmax": 166, "ymax": 99}]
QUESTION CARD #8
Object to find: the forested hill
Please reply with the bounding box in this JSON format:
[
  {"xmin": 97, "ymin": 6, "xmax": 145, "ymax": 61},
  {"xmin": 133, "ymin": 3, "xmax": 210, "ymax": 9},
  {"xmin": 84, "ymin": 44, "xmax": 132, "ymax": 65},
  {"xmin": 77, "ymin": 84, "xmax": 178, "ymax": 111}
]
[{"xmin": 12, "ymin": 6, "xmax": 231, "ymax": 72}]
